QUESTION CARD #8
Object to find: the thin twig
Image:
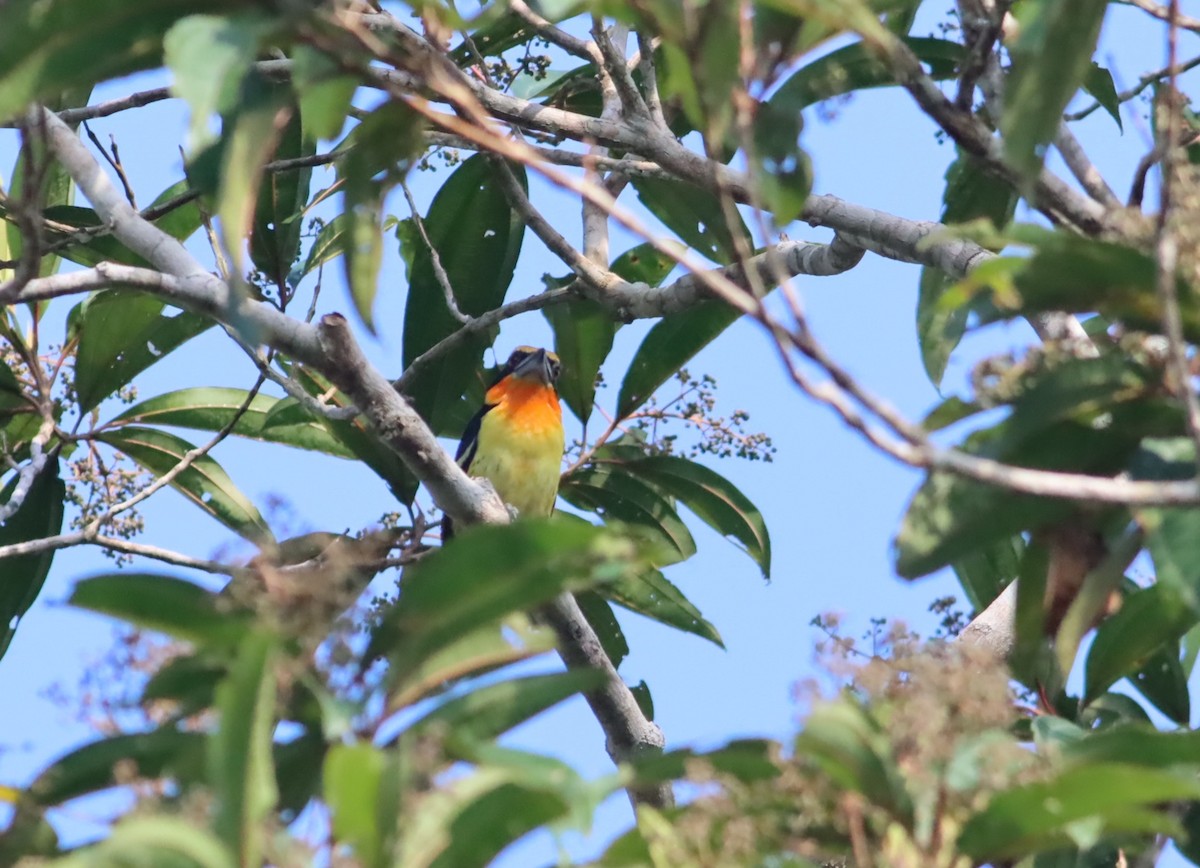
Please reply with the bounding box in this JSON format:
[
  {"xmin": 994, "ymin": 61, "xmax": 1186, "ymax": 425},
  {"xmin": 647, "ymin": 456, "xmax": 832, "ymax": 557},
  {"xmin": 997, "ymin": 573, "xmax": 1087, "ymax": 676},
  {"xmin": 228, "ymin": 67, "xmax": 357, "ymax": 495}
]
[
  {"xmin": 1126, "ymin": 0, "xmax": 1200, "ymax": 32},
  {"xmin": 400, "ymin": 179, "xmax": 468, "ymax": 323},
  {"xmin": 507, "ymin": 0, "xmax": 594, "ymax": 59},
  {"xmin": 1152, "ymin": 3, "xmax": 1200, "ymax": 473},
  {"xmin": 395, "ymin": 287, "xmax": 571, "ymax": 391},
  {"xmin": 1055, "ymin": 125, "xmax": 1121, "ymax": 209},
  {"xmin": 1065, "ymin": 54, "xmax": 1200, "ymax": 122},
  {"xmin": 636, "ymin": 32, "xmax": 668, "ymax": 129},
  {"xmin": 83, "ymin": 124, "xmax": 138, "ymax": 209},
  {"xmin": 590, "ymin": 19, "xmax": 647, "ymax": 119}
]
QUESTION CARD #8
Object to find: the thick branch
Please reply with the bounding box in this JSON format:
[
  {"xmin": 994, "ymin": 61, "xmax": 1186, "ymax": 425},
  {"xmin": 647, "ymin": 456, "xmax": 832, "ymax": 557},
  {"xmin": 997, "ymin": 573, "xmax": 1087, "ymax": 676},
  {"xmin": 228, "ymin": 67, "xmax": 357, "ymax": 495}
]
[{"xmin": 35, "ymin": 105, "xmax": 671, "ymax": 809}]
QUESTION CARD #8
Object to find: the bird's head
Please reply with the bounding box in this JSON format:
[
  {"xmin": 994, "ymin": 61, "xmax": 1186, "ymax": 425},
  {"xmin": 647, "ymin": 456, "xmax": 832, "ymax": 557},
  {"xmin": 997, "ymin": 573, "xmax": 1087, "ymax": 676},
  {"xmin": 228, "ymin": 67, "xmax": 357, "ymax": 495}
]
[{"xmin": 499, "ymin": 346, "xmax": 561, "ymax": 388}]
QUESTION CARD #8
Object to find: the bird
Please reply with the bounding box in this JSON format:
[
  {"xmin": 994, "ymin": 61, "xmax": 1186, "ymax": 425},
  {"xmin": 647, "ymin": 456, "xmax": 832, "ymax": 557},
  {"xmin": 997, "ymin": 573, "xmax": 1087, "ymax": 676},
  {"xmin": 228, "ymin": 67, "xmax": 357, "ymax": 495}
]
[{"xmin": 442, "ymin": 346, "xmax": 564, "ymax": 541}]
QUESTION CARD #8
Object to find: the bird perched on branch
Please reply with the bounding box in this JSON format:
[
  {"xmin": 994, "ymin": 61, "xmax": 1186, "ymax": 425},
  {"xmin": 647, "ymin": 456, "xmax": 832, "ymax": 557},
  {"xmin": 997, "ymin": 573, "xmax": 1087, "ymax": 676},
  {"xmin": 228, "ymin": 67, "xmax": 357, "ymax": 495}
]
[{"xmin": 442, "ymin": 346, "xmax": 564, "ymax": 540}]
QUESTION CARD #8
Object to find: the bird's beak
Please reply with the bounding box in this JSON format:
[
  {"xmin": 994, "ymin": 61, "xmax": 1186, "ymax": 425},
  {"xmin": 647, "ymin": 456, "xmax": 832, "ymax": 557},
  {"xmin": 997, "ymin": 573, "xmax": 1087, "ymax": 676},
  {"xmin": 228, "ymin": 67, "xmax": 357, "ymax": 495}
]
[{"xmin": 512, "ymin": 348, "xmax": 554, "ymax": 384}]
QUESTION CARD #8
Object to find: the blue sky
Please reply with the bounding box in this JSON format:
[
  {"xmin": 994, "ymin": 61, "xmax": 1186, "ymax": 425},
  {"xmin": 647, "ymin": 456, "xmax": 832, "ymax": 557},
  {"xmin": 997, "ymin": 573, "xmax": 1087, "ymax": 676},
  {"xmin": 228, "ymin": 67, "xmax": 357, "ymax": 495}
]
[{"xmin": 0, "ymin": 3, "xmax": 1194, "ymax": 864}]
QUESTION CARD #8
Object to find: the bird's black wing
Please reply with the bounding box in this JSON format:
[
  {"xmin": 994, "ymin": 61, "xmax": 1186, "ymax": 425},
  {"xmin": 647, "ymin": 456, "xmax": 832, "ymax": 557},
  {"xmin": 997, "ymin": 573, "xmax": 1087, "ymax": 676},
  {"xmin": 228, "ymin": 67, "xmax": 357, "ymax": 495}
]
[{"xmin": 442, "ymin": 401, "xmax": 496, "ymax": 541}]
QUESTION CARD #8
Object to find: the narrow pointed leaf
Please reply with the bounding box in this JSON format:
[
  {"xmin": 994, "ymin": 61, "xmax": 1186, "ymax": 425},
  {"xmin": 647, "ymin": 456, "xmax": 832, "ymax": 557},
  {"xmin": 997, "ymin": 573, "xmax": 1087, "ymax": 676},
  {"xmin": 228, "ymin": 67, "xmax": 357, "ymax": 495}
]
[
  {"xmin": 560, "ymin": 467, "xmax": 696, "ymax": 565},
  {"xmin": 97, "ymin": 427, "xmax": 271, "ymax": 541},
  {"xmin": 616, "ymin": 301, "xmax": 741, "ymax": 418},
  {"xmin": 768, "ymin": 37, "xmax": 962, "ymax": 113},
  {"xmin": 210, "ymin": 631, "xmax": 279, "ymax": 866},
  {"xmin": 0, "ymin": 458, "xmax": 64, "ymax": 661},
  {"xmin": 371, "ymin": 519, "xmax": 646, "ymax": 682},
  {"xmin": 70, "ymin": 573, "xmax": 250, "ymax": 646},
  {"xmin": 1001, "ymin": 0, "xmax": 1108, "ymax": 177},
  {"xmin": 617, "ymin": 454, "xmax": 771, "ymax": 577},
  {"xmin": 405, "ymin": 670, "xmax": 607, "ymax": 747},
  {"xmin": 603, "ymin": 567, "xmax": 723, "ymax": 648},
  {"xmin": 107, "ymin": 387, "xmax": 354, "ymax": 458},
  {"xmin": 958, "ymin": 764, "xmax": 1200, "ymax": 860}
]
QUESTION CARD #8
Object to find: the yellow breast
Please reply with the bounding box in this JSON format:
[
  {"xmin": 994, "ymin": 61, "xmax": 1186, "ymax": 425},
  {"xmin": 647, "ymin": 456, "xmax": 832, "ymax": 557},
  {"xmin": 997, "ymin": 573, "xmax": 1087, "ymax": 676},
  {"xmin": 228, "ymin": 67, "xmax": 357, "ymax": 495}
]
[{"xmin": 471, "ymin": 379, "xmax": 564, "ymax": 518}]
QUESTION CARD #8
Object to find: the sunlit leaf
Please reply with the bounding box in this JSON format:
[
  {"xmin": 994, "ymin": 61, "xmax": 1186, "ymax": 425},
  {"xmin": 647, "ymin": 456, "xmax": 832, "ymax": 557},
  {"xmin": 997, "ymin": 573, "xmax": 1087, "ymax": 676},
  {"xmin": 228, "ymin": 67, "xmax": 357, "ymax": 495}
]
[
  {"xmin": 1002, "ymin": 0, "xmax": 1108, "ymax": 177},
  {"xmin": 107, "ymin": 387, "xmax": 354, "ymax": 458},
  {"xmin": 560, "ymin": 467, "xmax": 696, "ymax": 564},
  {"xmin": 958, "ymin": 764, "xmax": 1200, "ymax": 860},
  {"xmin": 768, "ymin": 37, "xmax": 962, "ymax": 113},
  {"xmin": 370, "ymin": 519, "xmax": 647, "ymax": 683},
  {"xmin": 602, "ymin": 567, "xmax": 723, "ymax": 648},
  {"xmin": 611, "ymin": 454, "xmax": 771, "ymax": 577},
  {"xmin": 96, "ymin": 427, "xmax": 272, "ymax": 541},
  {"xmin": 209, "ymin": 631, "xmax": 279, "ymax": 866}
]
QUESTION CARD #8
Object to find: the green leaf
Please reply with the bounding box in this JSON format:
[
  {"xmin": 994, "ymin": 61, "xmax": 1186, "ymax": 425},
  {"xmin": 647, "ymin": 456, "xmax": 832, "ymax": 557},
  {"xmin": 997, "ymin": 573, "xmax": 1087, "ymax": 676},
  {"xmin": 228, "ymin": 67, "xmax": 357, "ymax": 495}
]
[
  {"xmin": 216, "ymin": 71, "xmax": 292, "ymax": 274},
  {"xmin": 401, "ymin": 154, "xmax": 525, "ymax": 433},
  {"xmin": 74, "ymin": 291, "xmax": 214, "ymax": 413},
  {"xmin": 0, "ymin": 458, "xmax": 64, "ymax": 661},
  {"xmin": 324, "ymin": 743, "xmax": 395, "ymax": 868},
  {"xmin": 990, "ymin": 236, "xmax": 1164, "ymax": 336},
  {"xmin": 958, "ymin": 764, "xmax": 1200, "ymax": 860},
  {"xmin": 632, "ymin": 177, "xmax": 750, "ymax": 265},
  {"xmin": 5, "ymin": 138, "xmax": 74, "ymax": 283},
  {"xmin": 603, "ymin": 567, "xmax": 723, "ymax": 648},
  {"xmin": 1084, "ymin": 585, "xmax": 1198, "ymax": 705},
  {"xmin": 896, "ymin": 365, "xmax": 1168, "ymax": 579},
  {"xmin": 301, "ymin": 213, "xmax": 350, "ymax": 277},
  {"xmin": 1142, "ymin": 504, "xmax": 1200, "ymax": 610},
  {"xmin": 50, "ymin": 817, "xmax": 235, "ymax": 868},
  {"xmin": 385, "ymin": 617, "xmax": 558, "ymax": 712},
  {"xmin": 544, "ymin": 241, "xmax": 685, "ymax": 425},
  {"xmin": 615, "ymin": 454, "xmax": 771, "ymax": 577},
  {"xmin": 403, "ymin": 775, "xmax": 570, "ymax": 868},
  {"xmin": 96, "ymin": 427, "xmax": 272, "ymax": 541},
  {"xmin": 69, "ymin": 573, "xmax": 250, "ymax": 647},
  {"xmin": 371, "ymin": 519, "xmax": 648, "ymax": 684},
  {"xmin": 289, "ymin": 365, "xmax": 419, "ymax": 504},
  {"xmin": 337, "ymin": 102, "xmax": 423, "ymax": 330},
  {"xmin": 164, "ymin": 13, "xmax": 271, "ymax": 148},
  {"xmin": 27, "ymin": 728, "xmax": 206, "ymax": 808},
  {"xmin": 917, "ymin": 153, "xmax": 1018, "ymax": 386},
  {"xmin": 291, "ymin": 44, "xmax": 358, "ymax": 141},
  {"xmin": 1128, "ymin": 642, "xmax": 1190, "ymax": 725},
  {"xmin": 1082, "ymin": 62, "xmax": 1121, "ymax": 130},
  {"xmin": 560, "ymin": 467, "xmax": 696, "ymax": 565},
  {"xmin": 1061, "ymin": 724, "xmax": 1200, "ymax": 770},
  {"xmin": 142, "ymin": 652, "xmax": 226, "ymax": 716},
  {"xmin": 768, "ymin": 37, "xmax": 962, "ymax": 113},
  {"xmin": 47, "ymin": 180, "xmax": 204, "ymax": 269},
  {"xmin": 209, "ymin": 631, "xmax": 279, "ymax": 867},
  {"xmin": 544, "ymin": 299, "xmax": 615, "ymax": 425},
  {"xmin": 1001, "ymin": 0, "xmax": 1109, "ymax": 177},
  {"xmin": 575, "ymin": 591, "xmax": 629, "ymax": 670},
  {"xmin": 795, "ymin": 699, "xmax": 911, "ymax": 821},
  {"xmin": 250, "ymin": 92, "xmax": 315, "ymax": 288},
  {"xmin": 616, "ymin": 301, "xmax": 740, "ymax": 418},
  {"xmin": 274, "ymin": 725, "xmax": 327, "ymax": 818},
  {"xmin": 107, "ymin": 387, "xmax": 355, "ymax": 458},
  {"xmin": 0, "ymin": 0, "xmax": 234, "ymax": 123},
  {"xmin": 404, "ymin": 670, "xmax": 607, "ymax": 748},
  {"xmin": 952, "ymin": 534, "xmax": 1022, "ymax": 612},
  {"xmin": 612, "ymin": 742, "xmax": 784, "ymax": 852}
]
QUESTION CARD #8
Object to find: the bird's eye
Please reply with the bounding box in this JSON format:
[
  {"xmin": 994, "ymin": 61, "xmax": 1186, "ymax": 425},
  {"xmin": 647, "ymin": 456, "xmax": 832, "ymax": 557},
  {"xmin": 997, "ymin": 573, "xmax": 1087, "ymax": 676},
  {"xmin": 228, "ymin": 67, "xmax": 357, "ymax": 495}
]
[{"xmin": 549, "ymin": 360, "xmax": 562, "ymax": 379}]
